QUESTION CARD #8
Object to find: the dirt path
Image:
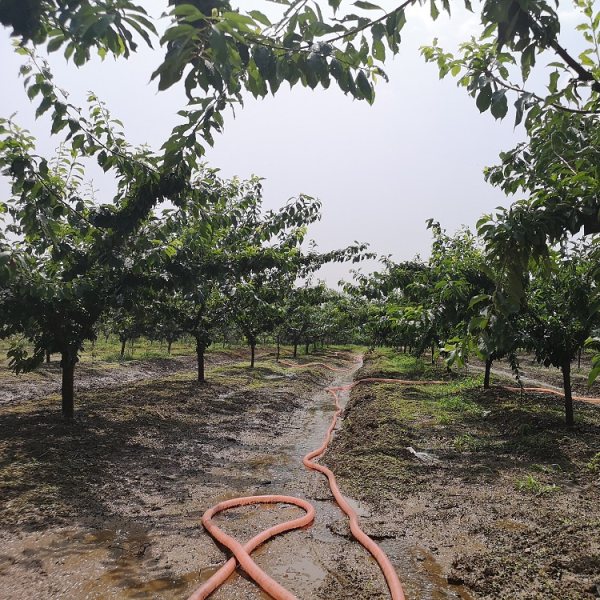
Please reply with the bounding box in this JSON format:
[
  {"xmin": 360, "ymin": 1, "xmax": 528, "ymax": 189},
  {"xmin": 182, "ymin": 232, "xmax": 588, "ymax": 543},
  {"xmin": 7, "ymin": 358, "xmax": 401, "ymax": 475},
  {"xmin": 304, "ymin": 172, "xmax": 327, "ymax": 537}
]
[
  {"xmin": 468, "ymin": 357, "xmax": 600, "ymax": 401},
  {"xmin": 0, "ymin": 351, "xmax": 420, "ymax": 599},
  {"xmin": 469, "ymin": 362, "xmax": 563, "ymax": 392}
]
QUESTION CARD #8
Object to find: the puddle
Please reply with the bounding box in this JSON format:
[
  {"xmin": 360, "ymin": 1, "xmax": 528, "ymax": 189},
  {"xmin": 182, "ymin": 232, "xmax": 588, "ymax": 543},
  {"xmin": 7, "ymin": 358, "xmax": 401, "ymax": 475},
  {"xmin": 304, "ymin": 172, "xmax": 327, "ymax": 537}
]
[
  {"xmin": 494, "ymin": 518, "xmax": 530, "ymax": 532},
  {"xmin": 390, "ymin": 547, "xmax": 476, "ymax": 600},
  {"xmin": 116, "ymin": 565, "xmax": 220, "ymax": 598}
]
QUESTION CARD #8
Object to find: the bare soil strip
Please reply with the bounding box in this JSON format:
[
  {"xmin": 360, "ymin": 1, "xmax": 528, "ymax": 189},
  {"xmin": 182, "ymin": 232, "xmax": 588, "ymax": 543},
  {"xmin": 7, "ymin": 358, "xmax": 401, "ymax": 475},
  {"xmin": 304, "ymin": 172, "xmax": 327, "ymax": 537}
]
[{"xmin": 0, "ymin": 349, "xmax": 251, "ymax": 407}]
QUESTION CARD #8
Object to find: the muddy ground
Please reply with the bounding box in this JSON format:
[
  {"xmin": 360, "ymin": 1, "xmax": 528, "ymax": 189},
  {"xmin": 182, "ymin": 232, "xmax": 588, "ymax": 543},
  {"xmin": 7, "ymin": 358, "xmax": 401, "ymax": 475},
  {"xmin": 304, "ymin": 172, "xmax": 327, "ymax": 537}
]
[
  {"xmin": 325, "ymin": 350, "xmax": 600, "ymax": 599},
  {"xmin": 0, "ymin": 349, "xmax": 416, "ymax": 600},
  {"xmin": 2, "ymin": 348, "xmax": 599, "ymax": 599},
  {"xmin": 470, "ymin": 353, "xmax": 600, "ymax": 399},
  {"xmin": 0, "ymin": 349, "xmax": 251, "ymax": 407}
]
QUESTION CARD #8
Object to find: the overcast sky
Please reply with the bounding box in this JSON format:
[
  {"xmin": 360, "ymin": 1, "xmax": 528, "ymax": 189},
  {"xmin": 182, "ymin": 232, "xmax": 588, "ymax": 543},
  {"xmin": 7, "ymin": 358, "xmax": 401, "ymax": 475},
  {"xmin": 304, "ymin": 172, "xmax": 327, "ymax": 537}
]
[{"xmin": 0, "ymin": 2, "xmax": 582, "ymax": 285}]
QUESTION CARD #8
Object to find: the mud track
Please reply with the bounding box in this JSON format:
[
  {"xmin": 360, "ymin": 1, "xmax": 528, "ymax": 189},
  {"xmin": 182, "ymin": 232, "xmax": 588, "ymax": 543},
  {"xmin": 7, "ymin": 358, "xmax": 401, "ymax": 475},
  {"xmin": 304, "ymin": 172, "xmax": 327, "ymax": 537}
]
[{"xmin": 0, "ymin": 350, "xmax": 408, "ymax": 599}]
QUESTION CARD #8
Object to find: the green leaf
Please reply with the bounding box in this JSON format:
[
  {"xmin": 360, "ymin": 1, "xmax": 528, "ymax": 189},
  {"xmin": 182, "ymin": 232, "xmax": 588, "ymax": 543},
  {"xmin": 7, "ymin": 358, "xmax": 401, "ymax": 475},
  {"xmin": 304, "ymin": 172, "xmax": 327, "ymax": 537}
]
[
  {"xmin": 469, "ymin": 294, "xmax": 491, "ymax": 309},
  {"xmin": 588, "ymin": 359, "xmax": 600, "ymax": 386},
  {"xmin": 548, "ymin": 70, "xmax": 560, "ymax": 93},
  {"xmin": 372, "ymin": 38, "xmax": 385, "ymax": 61},
  {"xmin": 248, "ymin": 10, "xmax": 271, "ymax": 26},
  {"xmin": 490, "ymin": 89, "xmax": 508, "ymax": 119},
  {"xmin": 355, "ymin": 70, "xmax": 373, "ymax": 102},
  {"xmin": 252, "ymin": 45, "xmax": 276, "ymax": 80},
  {"xmin": 476, "ymin": 84, "xmax": 492, "ymax": 112},
  {"xmin": 47, "ymin": 36, "xmax": 64, "ymax": 53},
  {"xmin": 353, "ymin": 1, "xmax": 382, "ymax": 9},
  {"xmin": 173, "ymin": 4, "xmax": 205, "ymax": 20}
]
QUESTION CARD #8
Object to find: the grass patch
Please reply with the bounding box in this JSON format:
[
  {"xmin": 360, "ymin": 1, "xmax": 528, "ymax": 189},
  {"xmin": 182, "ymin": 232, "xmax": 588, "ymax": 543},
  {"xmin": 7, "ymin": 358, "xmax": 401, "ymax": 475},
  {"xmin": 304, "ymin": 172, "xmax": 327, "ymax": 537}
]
[
  {"xmin": 358, "ymin": 348, "xmax": 437, "ymax": 380},
  {"xmin": 453, "ymin": 433, "xmax": 481, "ymax": 452},
  {"xmin": 515, "ymin": 474, "xmax": 559, "ymax": 496},
  {"xmin": 586, "ymin": 452, "xmax": 600, "ymax": 473}
]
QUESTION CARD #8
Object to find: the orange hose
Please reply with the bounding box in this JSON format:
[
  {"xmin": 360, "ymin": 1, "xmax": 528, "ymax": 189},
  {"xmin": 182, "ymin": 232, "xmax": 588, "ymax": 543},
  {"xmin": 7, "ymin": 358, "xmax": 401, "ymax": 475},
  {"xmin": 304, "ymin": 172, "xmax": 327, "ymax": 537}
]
[
  {"xmin": 500, "ymin": 385, "xmax": 600, "ymax": 405},
  {"xmin": 188, "ymin": 495, "xmax": 315, "ymax": 600},
  {"xmin": 189, "ymin": 362, "xmax": 439, "ymax": 600},
  {"xmin": 302, "ymin": 384, "xmax": 406, "ymax": 600}
]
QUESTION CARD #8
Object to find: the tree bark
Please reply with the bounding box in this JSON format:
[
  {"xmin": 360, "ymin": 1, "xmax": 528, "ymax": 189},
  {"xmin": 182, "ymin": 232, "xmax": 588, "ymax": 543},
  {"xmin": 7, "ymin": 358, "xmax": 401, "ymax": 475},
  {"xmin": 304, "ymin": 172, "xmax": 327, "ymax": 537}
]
[
  {"xmin": 250, "ymin": 341, "xmax": 256, "ymax": 368},
  {"xmin": 61, "ymin": 354, "xmax": 76, "ymax": 420},
  {"xmin": 167, "ymin": 340, "xmax": 172, "ymax": 355},
  {"xmin": 196, "ymin": 341, "xmax": 206, "ymax": 382},
  {"xmin": 120, "ymin": 338, "xmax": 126, "ymax": 358},
  {"xmin": 305, "ymin": 341, "xmax": 310, "ymax": 355},
  {"xmin": 431, "ymin": 344, "xmax": 435, "ymax": 365},
  {"xmin": 293, "ymin": 342, "xmax": 298, "ymax": 358},
  {"xmin": 562, "ymin": 360, "xmax": 574, "ymax": 427},
  {"xmin": 276, "ymin": 335, "xmax": 280, "ymax": 362},
  {"xmin": 46, "ymin": 350, "xmax": 51, "ymax": 364},
  {"xmin": 484, "ymin": 358, "xmax": 493, "ymax": 389},
  {"xmin": 578, "ymin": 348, "xmax": 582, "ymax": 371}
]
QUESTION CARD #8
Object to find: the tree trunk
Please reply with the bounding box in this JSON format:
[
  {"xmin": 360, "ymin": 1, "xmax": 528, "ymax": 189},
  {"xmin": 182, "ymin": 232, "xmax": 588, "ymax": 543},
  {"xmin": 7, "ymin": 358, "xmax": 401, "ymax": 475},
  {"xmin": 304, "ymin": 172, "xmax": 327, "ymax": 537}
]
[
  {"xmin": 196, "ymin": 341, "xmax": 206, "ymax": 383},
  {"xmin": 46, "ymin": 350, "xmax": 51, "ymax": 364},
  {"xmin": 578, "ymin": 348, "xmax": 582, "ymax": 371},
  {"xmin": 120, "ymin": 339, "xmax": 126, "ymax": 358},
  {"xmin": 562, "ymin": 360, "xmax": 574, "ymax": 427},
  {"xmin": 431, "ymin": 344, "xmax": 435, "ymax": 365},
  {"xmin": 167, "ymin": 340, "xmax": 172, "ymax": 355},
  {"xmin": 276, "ymin": 335, "xmax": 280, "ymax": 362},
  {"xmin": 61, "ymin": 354, "xmax": 75, "ymax": 420},
  {"xmin": 483, "ymin": 358, "xmax": 493, "ymax": 389},
  {"xmin": 250, "ymin": 341, "xmax": 256, "ymax": 368},
  {"xmin": 305, "ymin": 341, "xmax": 310, "ymax": 355},
  {"xmin": 293, "ymin": 342, "xmax": 298, "ymax": 358}
]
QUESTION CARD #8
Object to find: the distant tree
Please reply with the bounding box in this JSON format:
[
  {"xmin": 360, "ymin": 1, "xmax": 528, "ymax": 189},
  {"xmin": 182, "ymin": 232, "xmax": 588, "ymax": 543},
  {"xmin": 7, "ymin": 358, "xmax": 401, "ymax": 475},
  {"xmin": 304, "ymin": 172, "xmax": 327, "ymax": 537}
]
[
  {"xmin": 283, "ymin": 283, "xmax": 330, "ymax": 357},
  {"xmin": 521, "ymin": 244, "xmax": 599, "ymax": 426}
]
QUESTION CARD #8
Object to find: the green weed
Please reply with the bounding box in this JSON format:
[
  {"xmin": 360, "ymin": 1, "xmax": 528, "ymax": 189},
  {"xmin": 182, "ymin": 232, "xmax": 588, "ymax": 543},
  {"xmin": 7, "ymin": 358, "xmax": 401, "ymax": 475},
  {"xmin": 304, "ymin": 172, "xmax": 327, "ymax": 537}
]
[
  {"xmin": 515, "ymin": 474, "xmax": 558, "ymax": 496},
  {"xmin": 453, "ymin": 433, "xmax": 480, "ymax": 452},
  {"xmin": 438, "ymin": 395, "xmax": 482, "ymax": 415},
  {"xmin": 586, "ymin": 452, "xmax": 600, "ymax": 473}
]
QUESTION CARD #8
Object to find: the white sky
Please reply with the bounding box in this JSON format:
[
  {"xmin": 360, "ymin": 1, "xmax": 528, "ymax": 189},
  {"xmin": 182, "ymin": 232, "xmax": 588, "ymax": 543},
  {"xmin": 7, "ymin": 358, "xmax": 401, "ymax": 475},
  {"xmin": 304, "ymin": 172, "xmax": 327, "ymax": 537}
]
[{"xmin": 0, "ymin": 2, "xmax": 582, "ymax": 285}]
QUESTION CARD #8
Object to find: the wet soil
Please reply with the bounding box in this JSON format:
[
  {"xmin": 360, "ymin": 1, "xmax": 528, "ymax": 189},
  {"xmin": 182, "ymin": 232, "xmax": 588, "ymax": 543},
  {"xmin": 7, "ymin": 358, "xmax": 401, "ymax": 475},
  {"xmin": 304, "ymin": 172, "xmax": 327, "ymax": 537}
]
[
  {"xmin": 0, "ymin": 349, "xmax": 254, "ymax": 407},
  {"xmin": 4, "ymin": 348, "xmax": 599, "ymax": 599},
  {"xmin": 470, "ymin": 354, "xmax": 600, "ymax": 399},
  {"xmin": 0, "ymin": 350, "xmax": 406, "ymax": 599},
  {"xmin": 325, "ymin": 351, "xmax": 600, "ymax": 599}
]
